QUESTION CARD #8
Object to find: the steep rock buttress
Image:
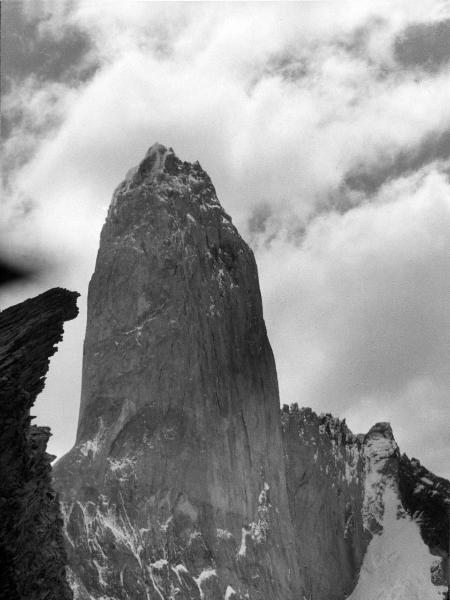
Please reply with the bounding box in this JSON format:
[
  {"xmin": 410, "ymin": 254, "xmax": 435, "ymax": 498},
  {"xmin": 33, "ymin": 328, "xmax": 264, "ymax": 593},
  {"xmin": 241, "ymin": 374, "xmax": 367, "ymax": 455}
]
[
  {"xmin": 0, "ymin": 287, "xmax": 79, "ymax": 600},
  {"xmin": 282, "ymin": 406, "xmax": 368, "ymax": 599},
  {"xmin": 53, "ymin": 144, "xmax": 302, "ymax": 600}
]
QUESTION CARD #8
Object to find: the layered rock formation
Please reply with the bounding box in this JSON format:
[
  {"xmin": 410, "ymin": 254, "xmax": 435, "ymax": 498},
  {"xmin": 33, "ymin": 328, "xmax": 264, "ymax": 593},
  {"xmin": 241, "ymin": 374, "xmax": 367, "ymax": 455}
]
[
  {"xmin": 52, "ymin": 144, "xmax": 449, "ymax": 600},
  {"xmin": 53, "ymin": 144, "xmax": 302, "ymax": 599},
  {"xmin": 0, "ymin": 287, "xmax": 79, "ymax": 600}
]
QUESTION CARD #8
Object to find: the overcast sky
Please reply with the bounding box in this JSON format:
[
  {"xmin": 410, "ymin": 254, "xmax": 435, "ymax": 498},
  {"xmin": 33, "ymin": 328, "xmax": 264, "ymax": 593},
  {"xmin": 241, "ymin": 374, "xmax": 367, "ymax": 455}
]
[{"xmin": 2, "ymin": 0, "xmax": 450, "ymax": 478}]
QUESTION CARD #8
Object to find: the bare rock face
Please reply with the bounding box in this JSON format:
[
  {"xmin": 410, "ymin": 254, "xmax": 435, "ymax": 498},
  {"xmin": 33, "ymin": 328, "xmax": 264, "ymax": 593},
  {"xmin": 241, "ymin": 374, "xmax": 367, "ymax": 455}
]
[
  {"xmin": 282, "ymin": 405, "xmax": 368, "ymax": 600},
  {"xmin": 53, "ymin": 144, "xmax": 303, "ymax": 600},
  {"xmin": 0, "ymin": 287, "xmax": 79, "ymax": 600}
]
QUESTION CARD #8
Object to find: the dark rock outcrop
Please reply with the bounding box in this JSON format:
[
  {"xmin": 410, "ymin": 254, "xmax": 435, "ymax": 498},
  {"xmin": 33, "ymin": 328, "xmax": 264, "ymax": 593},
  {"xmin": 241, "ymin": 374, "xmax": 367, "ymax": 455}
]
[
  {"xmin": 0, "ymin": 287, "xmax": 79, "ymax": 600},
  {"xmin": 53, "ymin": 144, "xmax": 303, "ymax": 600},
  {"xmin": 399, "ymin": 454, "xmax": 450, "ymax": 583}
]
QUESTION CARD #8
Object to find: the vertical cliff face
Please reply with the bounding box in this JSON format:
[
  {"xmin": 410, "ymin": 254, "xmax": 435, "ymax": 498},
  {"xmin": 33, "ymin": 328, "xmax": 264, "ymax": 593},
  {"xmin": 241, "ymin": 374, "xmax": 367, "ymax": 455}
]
[
  {"xmin": 53, "ymin": 144, "xmax": 302, "ymax": 600},
  {"xmin": 0, "ymin": 287, "xmax": 79, "ymax": 600},
  {"xmin": 283, "ymin": 406, "xmax": 450, "ymax": 600},
  {"xmin": 282, "ymin": 405, "xmax": 368, "ymax": 600}
]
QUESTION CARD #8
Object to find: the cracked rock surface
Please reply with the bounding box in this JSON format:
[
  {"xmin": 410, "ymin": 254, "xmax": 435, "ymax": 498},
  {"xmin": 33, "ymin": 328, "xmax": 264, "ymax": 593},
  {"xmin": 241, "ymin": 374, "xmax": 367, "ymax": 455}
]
[
  {"xmin": 53, "ymin": 144, "xmax": 302, "ymax": 600},
  {"xmin": 0, "ymin": 287, "xmax": 79, "ymax": 600}
]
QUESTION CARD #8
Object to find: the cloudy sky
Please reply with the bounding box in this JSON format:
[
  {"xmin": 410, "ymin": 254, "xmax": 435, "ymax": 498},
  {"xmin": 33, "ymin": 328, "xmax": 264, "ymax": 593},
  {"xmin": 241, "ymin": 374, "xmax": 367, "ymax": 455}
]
[{"xmin": 2, "ymin": 0, "xmax": 450, "ymax": 478}]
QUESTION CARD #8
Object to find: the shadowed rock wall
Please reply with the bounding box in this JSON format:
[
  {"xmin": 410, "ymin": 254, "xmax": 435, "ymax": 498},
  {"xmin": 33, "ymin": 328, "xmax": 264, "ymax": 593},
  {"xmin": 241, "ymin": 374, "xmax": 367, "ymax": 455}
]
[
  {"xmin": 398, "ymin": 454, "xmax": 450, "ymax": 587},
  {"xmin": 282, "ymin": 405, "xmax": 368, "ymax": 599},
  {"xmin": 0, "ymin": 287, "xmax": 79, "ymax": 600}
]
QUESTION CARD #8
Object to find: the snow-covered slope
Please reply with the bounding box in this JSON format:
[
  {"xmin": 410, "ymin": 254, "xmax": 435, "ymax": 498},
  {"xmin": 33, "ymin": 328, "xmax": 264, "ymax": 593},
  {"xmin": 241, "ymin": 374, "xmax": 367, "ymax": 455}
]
[
  {"xmin": 348, "ymin": 487, "xmax": 447, "ymax": 600},
  {"xmin": 347, "ymin": 423, "xmax": 448, "ymax": 600}
]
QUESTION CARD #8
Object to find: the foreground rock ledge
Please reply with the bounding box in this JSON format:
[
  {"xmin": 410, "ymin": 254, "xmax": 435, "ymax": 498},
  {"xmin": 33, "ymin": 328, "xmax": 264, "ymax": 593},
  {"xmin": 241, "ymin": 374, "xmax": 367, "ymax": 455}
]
[{"xmin": 0, "ymin": 287, "xmax": 79, "ymax": 600}]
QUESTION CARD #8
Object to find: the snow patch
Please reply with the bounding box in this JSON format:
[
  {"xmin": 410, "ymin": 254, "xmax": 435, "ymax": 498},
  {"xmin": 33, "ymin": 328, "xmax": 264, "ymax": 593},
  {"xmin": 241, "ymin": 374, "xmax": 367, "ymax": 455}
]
[
  {"xmin": 151, "ymin": 558, "xmax": 168, "ymax": 570},
  {"xmin": 196, "ymin": 568, "xmax": 217, "ymax": 584},
  {"xmin": 225, "ymin": 585, "xmax": 237, "ymax": 599},
  {"xmin": 79, "ymin": 418, "xmax": 105, "ymax": 458},
  {"xmin": 348, "ymin": 488, "xmax": 447, "ymax": 600},
  {"xmin": 195, "ymin": 568, "xmax": 218, "ymax": 598},
  {"xmin": 174, "ymin": 563, "xmax": 189, "ymax": 575},
  {"xmin": 238, "ymin": 527, "xmax": 250, "ymax": 557},
  {"xmin": 238, "ymin": 481, "xmax": 272, "ymax": 552}
]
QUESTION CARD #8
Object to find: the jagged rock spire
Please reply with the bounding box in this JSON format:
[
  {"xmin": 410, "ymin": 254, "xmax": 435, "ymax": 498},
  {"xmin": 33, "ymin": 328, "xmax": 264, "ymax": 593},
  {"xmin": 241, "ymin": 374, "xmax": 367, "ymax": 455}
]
[{"xmin": 54, "ymin": 145, "xmax": 302, "ymax": 599}]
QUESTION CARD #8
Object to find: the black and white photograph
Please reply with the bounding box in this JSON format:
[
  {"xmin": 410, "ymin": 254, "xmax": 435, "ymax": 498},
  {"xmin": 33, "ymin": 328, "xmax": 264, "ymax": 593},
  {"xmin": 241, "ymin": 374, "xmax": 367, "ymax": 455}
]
[{"xmin": 1, "ymin": 1, "xmax": 449, "ymax": 599}]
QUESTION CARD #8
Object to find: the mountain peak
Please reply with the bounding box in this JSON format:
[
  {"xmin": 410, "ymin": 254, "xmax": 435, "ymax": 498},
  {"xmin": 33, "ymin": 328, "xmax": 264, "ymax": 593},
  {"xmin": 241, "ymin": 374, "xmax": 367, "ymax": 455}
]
[
  {"xmin": 365, "ymin": 421, "xmax": 394, "ymax": 440},
  {"xmin": 54, "ymin": 147, "xmax": 301, "ymax": 599},
  {"xmin": 140, "ymin": 142, "xmax": 173, "ymax": 176},
  {"xmin": 145, "ymin": 141, "xmax": 168, "ymax": 156}
]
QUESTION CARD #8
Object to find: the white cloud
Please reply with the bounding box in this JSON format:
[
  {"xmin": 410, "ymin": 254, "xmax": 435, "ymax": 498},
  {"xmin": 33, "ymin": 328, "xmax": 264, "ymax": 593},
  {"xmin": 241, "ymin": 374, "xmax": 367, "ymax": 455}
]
[
  {"xmin": 259, "ymin": 168, "xmax": 450, "ymax": 474},
  {"xmin": 3, "ymin": 1, "xmax": 450, "ymax": 477}
]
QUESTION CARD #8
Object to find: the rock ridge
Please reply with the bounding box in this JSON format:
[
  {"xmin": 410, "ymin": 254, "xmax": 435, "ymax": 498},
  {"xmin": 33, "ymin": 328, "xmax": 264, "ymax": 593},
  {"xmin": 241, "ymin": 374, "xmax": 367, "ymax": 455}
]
[{"xmin": 0, "ymin": 287, "xmax": 79, "ymax": 600}]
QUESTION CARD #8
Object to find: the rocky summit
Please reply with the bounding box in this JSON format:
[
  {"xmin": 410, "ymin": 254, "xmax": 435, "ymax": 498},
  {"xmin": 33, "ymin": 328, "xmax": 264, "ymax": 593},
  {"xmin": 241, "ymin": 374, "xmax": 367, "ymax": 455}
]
[
  {"xmin": 52, "ymin": 144, "xmax": 449, "ymax": 600},
  {"xmin": 53, "ymin": 144, "xmax": 301, "ymax": 599}
]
